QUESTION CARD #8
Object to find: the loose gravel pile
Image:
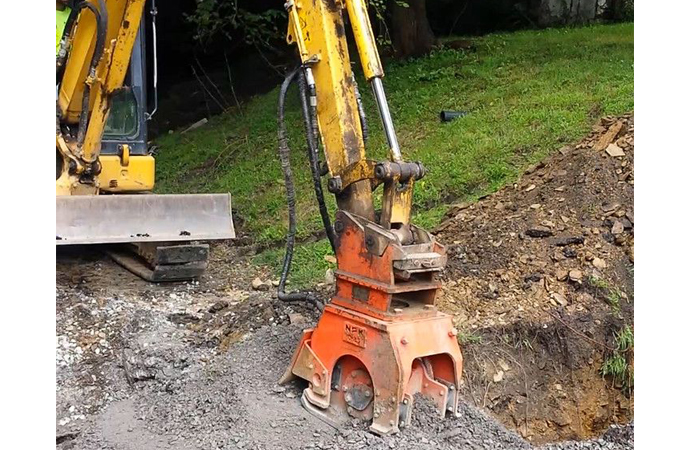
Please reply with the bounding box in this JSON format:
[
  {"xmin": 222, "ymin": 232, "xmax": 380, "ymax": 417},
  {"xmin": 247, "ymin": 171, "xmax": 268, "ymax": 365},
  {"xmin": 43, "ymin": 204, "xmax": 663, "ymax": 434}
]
[{"xmin": 59, "ymin": 312, "xmax": 632, "ymax": 449}]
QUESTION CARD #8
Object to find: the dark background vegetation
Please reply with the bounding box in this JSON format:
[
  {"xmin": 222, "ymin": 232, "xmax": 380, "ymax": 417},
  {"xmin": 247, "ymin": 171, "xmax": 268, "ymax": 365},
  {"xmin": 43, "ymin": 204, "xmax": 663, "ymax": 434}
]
[{"xmin": 147, "ymin": 0, "xmax": 632, "ymax": 136}]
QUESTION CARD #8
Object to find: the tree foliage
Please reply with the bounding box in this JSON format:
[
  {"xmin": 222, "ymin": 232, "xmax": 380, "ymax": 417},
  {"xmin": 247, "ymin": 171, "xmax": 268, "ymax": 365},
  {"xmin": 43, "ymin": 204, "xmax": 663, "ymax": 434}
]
[{"xmin": 186, "ymin": 0, "xmax": 285, "ymax": 50}]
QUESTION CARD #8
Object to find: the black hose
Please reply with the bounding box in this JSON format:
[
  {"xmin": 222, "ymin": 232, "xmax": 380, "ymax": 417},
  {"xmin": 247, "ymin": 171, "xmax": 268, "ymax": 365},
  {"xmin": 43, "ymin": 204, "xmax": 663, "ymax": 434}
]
[
  {"xmin": 297, "ymin": 70, "xmax": 336, "ymax": 252},
  {"xmin": 77, "ymin": 0, "xmax": 108, "ymax": 148},
  {"xmin": 276, "ymin": 68, "xmax": 323, "ymax": 308}
]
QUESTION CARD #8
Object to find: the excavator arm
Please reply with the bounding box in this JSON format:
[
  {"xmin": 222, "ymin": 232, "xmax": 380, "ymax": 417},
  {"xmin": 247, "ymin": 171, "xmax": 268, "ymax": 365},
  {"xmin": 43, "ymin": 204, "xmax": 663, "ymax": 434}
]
[
  {"xmin": 279, "ymin": 0, "xmax": 463, "ymax": 436},
  {"xmin": 284, "ymin": 0, "xmax": 422, "ymax": 236}
]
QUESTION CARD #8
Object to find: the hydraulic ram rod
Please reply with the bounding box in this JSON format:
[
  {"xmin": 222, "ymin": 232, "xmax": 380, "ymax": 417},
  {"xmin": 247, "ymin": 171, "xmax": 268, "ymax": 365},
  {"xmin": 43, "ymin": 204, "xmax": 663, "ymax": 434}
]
[{"xmin": 371, "ymin": 77, "xmax": 402, "ymax": 162}]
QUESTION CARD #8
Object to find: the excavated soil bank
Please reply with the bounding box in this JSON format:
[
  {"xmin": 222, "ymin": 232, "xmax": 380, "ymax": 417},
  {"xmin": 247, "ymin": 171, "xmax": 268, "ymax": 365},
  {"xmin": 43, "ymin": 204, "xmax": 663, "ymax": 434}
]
[{"xmin": 435, "ymin": 113, "xmax": 634, "ymax": 442}]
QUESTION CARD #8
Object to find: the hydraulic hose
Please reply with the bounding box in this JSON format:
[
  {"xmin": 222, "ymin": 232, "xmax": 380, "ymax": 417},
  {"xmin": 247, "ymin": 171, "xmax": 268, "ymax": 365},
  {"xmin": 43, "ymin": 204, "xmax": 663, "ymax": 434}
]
[
  {"xmin": 276, "ymin": 68, "xmax": 323, "ymax": 308},
  {"xmin": 77, "ymin": 0, "xmax": 108, "ymax": 148},
  {"xmin": 297, "ymin": 70, "xmax": 336, "ymax": 252}
]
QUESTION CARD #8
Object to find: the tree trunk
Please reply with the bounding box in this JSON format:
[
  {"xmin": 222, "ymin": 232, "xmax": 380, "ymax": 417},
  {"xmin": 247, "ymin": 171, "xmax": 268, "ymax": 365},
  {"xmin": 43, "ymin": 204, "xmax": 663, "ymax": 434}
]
[{"xmin": 389, "ymin": 0, "xmax": 435, "ymax": 58}]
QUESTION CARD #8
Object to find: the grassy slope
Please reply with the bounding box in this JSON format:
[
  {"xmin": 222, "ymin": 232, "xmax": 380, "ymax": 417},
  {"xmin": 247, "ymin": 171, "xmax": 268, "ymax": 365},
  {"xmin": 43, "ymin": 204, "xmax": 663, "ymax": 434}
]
[{"xmin": 155, "ymin": 23, "xmax": 633, "ymax": 286}]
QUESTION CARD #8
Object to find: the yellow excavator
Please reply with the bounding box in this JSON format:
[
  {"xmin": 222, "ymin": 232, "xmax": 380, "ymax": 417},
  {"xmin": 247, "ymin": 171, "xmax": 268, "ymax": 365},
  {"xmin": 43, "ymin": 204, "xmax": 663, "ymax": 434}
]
[
  {"xmin": 56, "ymin": 0, "xmax": 463, "ymax": 435},
  {"xmin": 56, "ymin": 0, "xmax": 235, "ymax": 281}
]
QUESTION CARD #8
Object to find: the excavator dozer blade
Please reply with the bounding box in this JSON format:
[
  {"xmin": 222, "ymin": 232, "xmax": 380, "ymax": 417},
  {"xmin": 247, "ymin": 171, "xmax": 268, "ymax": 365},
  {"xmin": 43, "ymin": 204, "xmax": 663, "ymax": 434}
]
[{"xmin": 56, "ymin": 193, "xmax": 235, "ymax": 245}]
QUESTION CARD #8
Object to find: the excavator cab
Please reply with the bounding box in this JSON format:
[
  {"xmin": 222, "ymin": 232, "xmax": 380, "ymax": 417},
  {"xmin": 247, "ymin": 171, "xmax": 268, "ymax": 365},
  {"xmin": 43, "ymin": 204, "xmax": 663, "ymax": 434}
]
[
  {"xmin": 56, "ymin": 0, "xmax": 234, "ymax": 281},
  {"xmin": 98, "ymin": 21, "xmax": 151, "ymax": 193},
  {"xmin": 101, "ymin": 23, "xmax": 147, "ymax": 163}
]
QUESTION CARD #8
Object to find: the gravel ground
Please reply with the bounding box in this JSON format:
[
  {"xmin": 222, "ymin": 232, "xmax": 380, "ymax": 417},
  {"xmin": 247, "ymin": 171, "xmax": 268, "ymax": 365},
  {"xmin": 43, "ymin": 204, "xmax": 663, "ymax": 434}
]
[{"xmin": 57, "ymin": 284, "xmax": 632, "ymax": 450}]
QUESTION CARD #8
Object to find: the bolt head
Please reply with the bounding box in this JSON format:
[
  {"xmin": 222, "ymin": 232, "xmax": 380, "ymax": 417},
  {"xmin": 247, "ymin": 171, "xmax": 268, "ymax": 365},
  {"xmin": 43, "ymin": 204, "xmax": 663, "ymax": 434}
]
[
  {"xmin": 401, "ymin": 337, "xmax": 408, "ymax": 345},
  {"xmin": 449, "ymin": 328, "xmax": 458, "ymax": 337},
  {"xmin": 328, "ymin": 176, "xmax": 343, "ymax": 193}
]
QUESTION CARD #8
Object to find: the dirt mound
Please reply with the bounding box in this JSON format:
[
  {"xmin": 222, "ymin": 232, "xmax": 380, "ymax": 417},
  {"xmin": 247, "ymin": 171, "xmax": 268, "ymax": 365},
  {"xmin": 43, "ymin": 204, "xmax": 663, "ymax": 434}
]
[{"xmin": 434, "ymin": 113, "xmax": 634, "ymax": 442}]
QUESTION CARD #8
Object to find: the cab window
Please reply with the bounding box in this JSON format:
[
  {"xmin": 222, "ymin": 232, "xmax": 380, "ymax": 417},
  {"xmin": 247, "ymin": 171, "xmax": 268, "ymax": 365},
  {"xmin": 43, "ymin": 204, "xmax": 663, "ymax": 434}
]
[{"xmin": 103, "ymin": 87, "xmax": 139, "ymax": 138}]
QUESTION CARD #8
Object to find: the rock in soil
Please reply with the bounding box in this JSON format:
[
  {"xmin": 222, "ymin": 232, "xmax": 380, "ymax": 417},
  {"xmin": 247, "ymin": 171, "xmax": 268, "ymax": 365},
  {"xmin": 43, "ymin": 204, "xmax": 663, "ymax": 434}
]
[
  {"xmin": 605, "ymin": 143, "xmax": 625, "ymax": 157},
  {"xmin": 252, "ymin": 276, "xmax": 269, "ymax": 291},
  {"xmin": 526, "ymin": 226, "xmax": 554, "ymax": 238}
]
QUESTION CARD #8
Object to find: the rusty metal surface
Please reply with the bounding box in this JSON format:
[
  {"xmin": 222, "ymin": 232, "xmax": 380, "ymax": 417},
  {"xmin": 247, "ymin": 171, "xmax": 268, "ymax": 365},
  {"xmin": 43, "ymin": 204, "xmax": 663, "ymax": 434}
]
[{"xmin": 56, "ymin": 193, "xmax": 234, "ymax": 245}]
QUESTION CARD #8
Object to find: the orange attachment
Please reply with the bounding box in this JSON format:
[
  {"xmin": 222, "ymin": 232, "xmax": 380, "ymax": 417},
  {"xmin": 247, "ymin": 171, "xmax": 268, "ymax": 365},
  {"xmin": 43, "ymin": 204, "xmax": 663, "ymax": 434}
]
[{"xmin": 281, "ymin": 211, "xmax": 463, "ymax": 435}]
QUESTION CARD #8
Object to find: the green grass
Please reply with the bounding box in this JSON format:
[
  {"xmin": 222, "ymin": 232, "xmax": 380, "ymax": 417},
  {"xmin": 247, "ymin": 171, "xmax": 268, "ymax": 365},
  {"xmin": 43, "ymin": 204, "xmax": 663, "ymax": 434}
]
[
  {"xmin": 606, "ymin": 288, "xmax": 624, "ymax": 312},
  {"xmin": 586, "ymin": 275, "xmax": 627, "ymax": 314},
  {"xmin": 254, "ymin": 239, "xmax": 335, "ymax": 288},
  {"xmin": 457, "ymin": 331, "xmax": 483, "ymax": 346},
  {"xmin": 601, "ymin": 325, "xmax": 634, "ymax": 393},
  {"xmin": 154, "ymin": 24, "xmax": 633, "ymax": 284}
]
